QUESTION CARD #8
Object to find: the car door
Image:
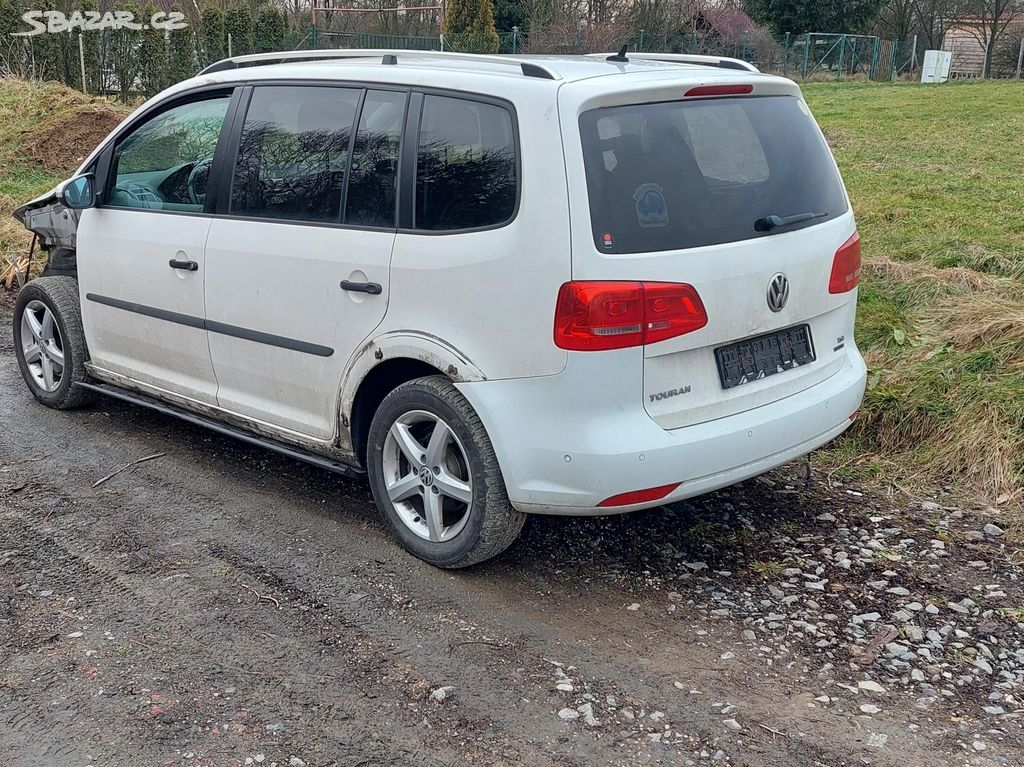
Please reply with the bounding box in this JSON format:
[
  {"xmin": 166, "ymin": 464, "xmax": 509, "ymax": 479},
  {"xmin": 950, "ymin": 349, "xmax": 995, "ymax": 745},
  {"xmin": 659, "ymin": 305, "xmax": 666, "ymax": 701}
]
[
  {"xmin": 204, "ymin": 85, "xmax": 404, "ymax": 441},
  {"xmin": 77, "ymin": 89, "xmax": 236, "ymax": 405}
]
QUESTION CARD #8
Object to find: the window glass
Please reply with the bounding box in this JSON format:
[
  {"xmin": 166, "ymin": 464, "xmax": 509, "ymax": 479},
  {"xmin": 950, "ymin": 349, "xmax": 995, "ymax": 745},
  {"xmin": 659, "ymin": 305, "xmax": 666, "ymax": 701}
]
[
  {"xmin": 109, "ymin": 96, "xmax": 230, "ymax": 212},
  {"xmin": 344, "ymin": 90, "xmax": 406, "ymax": 228},
  {"xmin": 579, "ymin": 96, "xmax": 848, "ymax": 254},
  {"xmin": 231, "ymin": 86, "xmax": 359, "ymax": 223},
  {"xmin": 415, "ymin": 95, "xmax": 516, "ymax": 231},
  {"xmin": 683, "ymin": 103, "xmax": 769, "ymax": 184}
]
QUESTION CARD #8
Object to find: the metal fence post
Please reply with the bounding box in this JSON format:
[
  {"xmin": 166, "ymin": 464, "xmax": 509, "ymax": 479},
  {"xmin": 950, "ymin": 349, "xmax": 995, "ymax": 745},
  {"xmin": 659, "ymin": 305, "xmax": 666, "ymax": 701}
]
[
  {"xmin": 910, "ymin": 34, "xmax": 918, "ymax": 72},
  {"xmin": 802, "ymin": 33, "xmax": 810, "ymax": 79},
  {"xmin": 512, "ymin": 25, "xmax": 518, "ymax": 54},
  {"xmin": 838, "ymin": 34, "xmax": 846, "ymax": 77},
  {"xmin": 638, "ymin": 28, "xmax": 645, "ymax": 52},
  {"xmin": 783, "ymin": 32, "xmax": 790, "ymax": 76},
  {"xmin": 890, "ymin": 39, "xmax": 899, "ymax": 81},
  {"xmin": 870, "ymin": 37, "xmax": 880, "ymax": 79},
  {"xmin": 1017, "ymin": 37, "xmax": 1024, "ymax": 78}
]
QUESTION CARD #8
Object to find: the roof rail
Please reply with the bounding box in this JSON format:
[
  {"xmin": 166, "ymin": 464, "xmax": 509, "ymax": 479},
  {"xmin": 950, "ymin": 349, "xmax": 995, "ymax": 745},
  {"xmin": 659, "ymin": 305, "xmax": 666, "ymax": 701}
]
[
  {"xmin": 589, "ymin": 52, "xmax": 760, "ymax": 73},
  {"xmin": 198, "ymin": 48, "xmax": 561, "ymax": 80}
]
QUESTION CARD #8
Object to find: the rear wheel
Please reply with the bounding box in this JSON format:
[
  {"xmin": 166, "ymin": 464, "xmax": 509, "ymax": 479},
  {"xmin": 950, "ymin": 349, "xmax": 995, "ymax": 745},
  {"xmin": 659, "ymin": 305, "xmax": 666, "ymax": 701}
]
[
  {"xmin": 366, "ymin": 376, "xmax": 525, "ymax": 568},
  {"xmin": 13, "ymin": 276, "xmax": 96, "ymax": 409}
]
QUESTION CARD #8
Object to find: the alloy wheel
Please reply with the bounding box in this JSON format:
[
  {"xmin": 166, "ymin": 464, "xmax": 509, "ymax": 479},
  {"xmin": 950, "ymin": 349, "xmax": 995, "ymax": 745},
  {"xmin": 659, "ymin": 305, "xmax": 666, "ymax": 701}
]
[
  {"xmin": 19, "ymin": 299, "xmax": 65, "ymax": 393},
  {"xmin": 381, "ymin": 409, "xmax": 473, "ymax": 543}
]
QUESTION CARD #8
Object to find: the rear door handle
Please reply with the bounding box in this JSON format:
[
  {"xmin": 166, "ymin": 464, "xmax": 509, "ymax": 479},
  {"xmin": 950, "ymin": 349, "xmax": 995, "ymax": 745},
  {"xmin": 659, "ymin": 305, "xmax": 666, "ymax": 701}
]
[
  {"xmin": 340, "ymin": 280, "xmax": 382, "ymax": 295},
  {"xmin": 169, "ymin": 259, "xmax": 199, "ymax": 272}
]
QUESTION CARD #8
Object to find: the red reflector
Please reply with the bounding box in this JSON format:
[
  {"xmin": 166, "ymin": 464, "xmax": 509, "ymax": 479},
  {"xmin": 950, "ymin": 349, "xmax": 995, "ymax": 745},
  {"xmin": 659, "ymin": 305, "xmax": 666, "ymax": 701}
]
[
  {"xmin": 598, "ymin": 483, "xmax": 681, "ymax": 508},
  {"xmin": 554, "ymin": 281, "xmax": 708, "ymax": 351},
  {"xmin": 685, "ymin": 84, "xmax": 753, "ymax": 97},
  {"xmin": 829, "ymin": 232, "xmax": 862, "ymax": 294}
]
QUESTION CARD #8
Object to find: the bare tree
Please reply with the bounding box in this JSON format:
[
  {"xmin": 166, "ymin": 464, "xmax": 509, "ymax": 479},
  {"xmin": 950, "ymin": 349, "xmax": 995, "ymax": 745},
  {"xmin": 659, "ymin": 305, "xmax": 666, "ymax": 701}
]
[
  {"xmin": 912, "ymin": 0, "xmax": 963, "ymax": 50},
  {"xmin": 877, "ymin": 0, "xmax": 917, "ymax": 39},
  {"xmin": 957, "ymin": 0, "xmax": 1022, "ymax": 76}
]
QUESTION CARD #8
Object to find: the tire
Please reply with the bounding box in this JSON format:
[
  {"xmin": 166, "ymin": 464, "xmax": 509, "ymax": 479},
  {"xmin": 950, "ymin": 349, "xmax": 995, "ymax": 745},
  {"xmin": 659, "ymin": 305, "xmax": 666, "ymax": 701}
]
[
  {"xmin": 366, "ymin": 375, "xmax": 526, "ymax": 568},
  {"xmin": 13, "ymin": 276, "xmax": 97, "ymax": 410}
]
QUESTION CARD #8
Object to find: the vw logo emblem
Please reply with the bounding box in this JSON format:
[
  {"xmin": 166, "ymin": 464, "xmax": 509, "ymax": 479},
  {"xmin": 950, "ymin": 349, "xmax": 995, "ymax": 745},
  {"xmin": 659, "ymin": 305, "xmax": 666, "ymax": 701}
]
[
  {"xmin": 766, "ymin": 273, "xmax": 790, "ymax": 313},
  {"xmin": 418, "ymin": 465, "xmax": 434, "ymax": 486}
]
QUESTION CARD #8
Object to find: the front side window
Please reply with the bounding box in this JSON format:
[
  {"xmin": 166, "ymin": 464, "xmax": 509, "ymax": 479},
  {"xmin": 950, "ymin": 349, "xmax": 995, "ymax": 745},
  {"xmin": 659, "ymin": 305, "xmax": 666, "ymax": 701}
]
[
  {"xmin": 579, "ymin": 96, "xmax": 849, "ymax": 254},
  {"xmin": 109, "ymin": 95, "xmax": 231, "ymax": 212},
  {"xmin": 415, "ymin": 95, "xmax": 517, "ymax": 231},
  {"xmin": 231, "ymin": 86, "xmax": 360, "ymax": 223}
]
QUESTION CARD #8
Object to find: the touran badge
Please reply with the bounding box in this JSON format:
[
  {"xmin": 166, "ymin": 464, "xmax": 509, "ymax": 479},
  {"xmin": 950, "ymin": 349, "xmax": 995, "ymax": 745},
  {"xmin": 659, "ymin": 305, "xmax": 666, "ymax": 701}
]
[{"xmin": 766, "ymin": 273, "xmax": 790, "ymax": 313}]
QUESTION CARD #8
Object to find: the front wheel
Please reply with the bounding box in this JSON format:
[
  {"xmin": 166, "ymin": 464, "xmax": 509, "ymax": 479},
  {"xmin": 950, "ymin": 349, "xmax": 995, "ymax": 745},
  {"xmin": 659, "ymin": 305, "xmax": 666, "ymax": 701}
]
[
  {"xmin": 13, "ymin": 276, "xmax": 96, "ymax": 409},
  {"xmin": 366, "ymin": 376, "xmax": 525, "ymax": 568}
]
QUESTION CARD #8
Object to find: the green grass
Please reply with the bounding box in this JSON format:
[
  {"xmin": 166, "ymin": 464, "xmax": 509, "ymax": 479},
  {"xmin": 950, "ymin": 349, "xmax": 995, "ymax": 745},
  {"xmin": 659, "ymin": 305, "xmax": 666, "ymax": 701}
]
[
  {"xmin": 804, "ymin": 81, "xmax": 1024, "ymax": 508},
  {"xmin": 0, "ymin": 79, "xmax": 129, "ymax": 283}
]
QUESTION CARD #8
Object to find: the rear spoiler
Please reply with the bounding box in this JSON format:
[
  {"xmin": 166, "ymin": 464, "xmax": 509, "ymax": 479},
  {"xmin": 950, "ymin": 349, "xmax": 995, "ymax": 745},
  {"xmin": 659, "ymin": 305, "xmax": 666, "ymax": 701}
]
[{"xmin": 590, "ymin": 52, "xmax": 759, "ymax": 73}]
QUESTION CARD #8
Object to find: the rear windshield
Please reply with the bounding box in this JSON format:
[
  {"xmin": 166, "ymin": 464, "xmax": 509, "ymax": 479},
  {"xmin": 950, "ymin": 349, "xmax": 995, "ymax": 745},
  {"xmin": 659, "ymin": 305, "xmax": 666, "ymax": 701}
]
[{"xmin": 579, "ymin": 96, "xmax": 848, "ymax": 254}]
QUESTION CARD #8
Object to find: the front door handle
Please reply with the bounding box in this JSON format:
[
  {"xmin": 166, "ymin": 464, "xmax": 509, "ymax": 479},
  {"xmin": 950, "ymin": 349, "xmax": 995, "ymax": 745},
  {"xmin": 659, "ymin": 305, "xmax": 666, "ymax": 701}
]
[
  {"xmin": 340, "ymin": 280, "xmax": 382, "ymax": 295},
  {"xmin": 169, "ymin": 259, "xmax": 199, "ymax": 272}
]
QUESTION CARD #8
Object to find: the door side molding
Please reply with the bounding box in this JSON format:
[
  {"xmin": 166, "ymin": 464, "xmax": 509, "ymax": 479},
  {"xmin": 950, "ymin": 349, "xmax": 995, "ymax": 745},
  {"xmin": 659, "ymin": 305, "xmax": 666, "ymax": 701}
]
[{"xmin": 85, "ymin": 293, "xmax": 334, "ymax": 357}]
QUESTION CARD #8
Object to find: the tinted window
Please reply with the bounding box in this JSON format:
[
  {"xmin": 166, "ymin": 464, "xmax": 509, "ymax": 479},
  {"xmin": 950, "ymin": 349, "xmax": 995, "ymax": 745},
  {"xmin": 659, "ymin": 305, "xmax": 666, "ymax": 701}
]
[
  {"xmin": 415, "ymin": 95, "xmax": 516, "ymax": 231},
  {"xmin": 579, "ymin": 96, "xmax": 848, "ymax": 254},
  {"xmin": 231, "ymin": 86, "xmax": 359, "ymax": 223},
  {"xmin": 344, "ymin": 90, "xmax": 406, "ymax": 228},
  {"xmin": 109, "ymin": 96, "xmax": 230, "ymax": 213}
]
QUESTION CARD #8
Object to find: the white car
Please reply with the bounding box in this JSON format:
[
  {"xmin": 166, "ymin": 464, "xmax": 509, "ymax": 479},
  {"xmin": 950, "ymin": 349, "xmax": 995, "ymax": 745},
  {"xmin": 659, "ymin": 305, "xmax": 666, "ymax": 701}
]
[{"xmin": 12, "ymin": 49, "xmax": 866, "ymax": 567}]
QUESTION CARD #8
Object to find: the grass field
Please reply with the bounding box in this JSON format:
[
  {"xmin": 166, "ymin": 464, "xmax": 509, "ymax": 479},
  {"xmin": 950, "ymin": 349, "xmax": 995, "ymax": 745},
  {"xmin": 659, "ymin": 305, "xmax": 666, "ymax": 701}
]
[
  {"xmin": 1, "ymin": 77, "xmax": 1023, "ymax": 507},
  {"xmin": 804, "ymin": 80, "xmax": 1024, "ymax": 503}
]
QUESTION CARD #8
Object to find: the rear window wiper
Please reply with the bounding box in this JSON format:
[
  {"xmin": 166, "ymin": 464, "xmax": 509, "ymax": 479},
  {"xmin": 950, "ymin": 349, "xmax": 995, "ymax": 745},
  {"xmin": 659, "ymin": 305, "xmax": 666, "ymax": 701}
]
[{"xmin": 754, "ymin": 212, "xmax": 829, "ymax": 232}]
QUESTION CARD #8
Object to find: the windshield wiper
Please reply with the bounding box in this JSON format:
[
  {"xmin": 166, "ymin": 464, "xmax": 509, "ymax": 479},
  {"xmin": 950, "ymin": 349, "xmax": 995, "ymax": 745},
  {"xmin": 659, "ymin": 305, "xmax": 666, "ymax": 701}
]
[{"xmin": 754, "ymin": 212, "xmax": 829, "ymax": 232}]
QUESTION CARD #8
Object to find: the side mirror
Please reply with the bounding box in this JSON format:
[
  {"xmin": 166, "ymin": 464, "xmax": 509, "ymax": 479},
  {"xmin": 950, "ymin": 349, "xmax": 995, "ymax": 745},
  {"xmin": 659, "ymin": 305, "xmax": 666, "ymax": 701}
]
[{"xmin": 58, "ymin": 173, "xmax": 96, "ymax": 210}]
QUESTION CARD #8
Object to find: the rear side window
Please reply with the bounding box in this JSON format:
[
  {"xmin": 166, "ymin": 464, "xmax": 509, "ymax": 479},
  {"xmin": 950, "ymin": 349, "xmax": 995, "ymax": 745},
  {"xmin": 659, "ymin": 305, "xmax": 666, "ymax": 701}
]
[
  {"xmin": 580, "ymin": 96, "xmax": 848, "ymax": 254},
  {"xmin": 231, "ymin": 86, "xmax": 359, "ymax": 223},
  {"xmin": 345, "ymin": 90, "xmax": 406, "ymax": 228},
  {"xmin": 415, "ymin": 95, "xmax": 517, "ymax": 231}
]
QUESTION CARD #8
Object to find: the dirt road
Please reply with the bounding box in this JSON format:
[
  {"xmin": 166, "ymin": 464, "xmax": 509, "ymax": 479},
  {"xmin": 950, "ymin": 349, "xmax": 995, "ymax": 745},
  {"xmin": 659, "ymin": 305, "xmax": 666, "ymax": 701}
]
[{"xmin": 1, "ymin": 293, "xmax": 1021, "ymax": 767}]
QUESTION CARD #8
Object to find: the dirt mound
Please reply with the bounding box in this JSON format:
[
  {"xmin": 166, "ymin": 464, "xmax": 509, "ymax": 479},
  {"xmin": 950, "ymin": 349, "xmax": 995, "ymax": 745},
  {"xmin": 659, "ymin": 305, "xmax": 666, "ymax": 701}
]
[{"xmin": 23, "ymin": 102, "xmax": 128, "ymax": 175}]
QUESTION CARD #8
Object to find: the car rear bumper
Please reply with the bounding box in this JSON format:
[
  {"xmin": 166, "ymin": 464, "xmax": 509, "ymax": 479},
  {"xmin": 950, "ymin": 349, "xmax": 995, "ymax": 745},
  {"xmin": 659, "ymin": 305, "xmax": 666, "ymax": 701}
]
[{"xmin": 455, "ymin": 344, "xmax": 867, "ymax": 515}]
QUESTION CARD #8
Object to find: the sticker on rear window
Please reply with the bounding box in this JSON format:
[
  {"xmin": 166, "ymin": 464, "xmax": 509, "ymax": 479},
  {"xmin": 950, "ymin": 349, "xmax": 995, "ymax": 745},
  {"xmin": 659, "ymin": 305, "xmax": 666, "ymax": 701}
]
[{"xmin": 633, "ymin": 183, "xmax": 668, "ymax": 229}]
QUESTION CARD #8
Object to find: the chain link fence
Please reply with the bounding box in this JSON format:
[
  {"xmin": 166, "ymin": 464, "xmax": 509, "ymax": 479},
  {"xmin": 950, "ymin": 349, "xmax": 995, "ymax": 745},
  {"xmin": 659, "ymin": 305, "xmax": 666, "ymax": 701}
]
[
  {"xmin": 305, "ymin": 27, "xmax": 920, "ymax": 82},
  {"xmin": 0, "ymin": 12, "xmax": 1008, "ymax": 98}
]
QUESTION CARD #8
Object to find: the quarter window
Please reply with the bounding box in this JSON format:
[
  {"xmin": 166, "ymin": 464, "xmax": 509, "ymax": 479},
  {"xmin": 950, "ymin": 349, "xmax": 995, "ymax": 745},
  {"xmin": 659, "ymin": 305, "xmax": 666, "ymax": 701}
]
[
  {"xmin": 344, "ymin": 90, "xmax": 406, "ymax": 228},
  {"xmin": 231, "ymin": 86, "xmax": 360, "ymax": 223},
  {"xmin": 415, "ymin": 95, "xmax": 517, "ymax": 231},
  {"xmin": 108, "ymin": 95, "xmax": 231, "ymax": 213}
]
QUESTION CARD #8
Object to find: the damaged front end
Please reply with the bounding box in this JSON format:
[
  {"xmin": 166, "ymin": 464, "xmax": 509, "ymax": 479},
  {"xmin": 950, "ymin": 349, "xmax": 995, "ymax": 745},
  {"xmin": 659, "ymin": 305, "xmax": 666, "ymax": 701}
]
[{"xmin": 13, "ymin": 180, "xmax": 87, "ymax": 278}]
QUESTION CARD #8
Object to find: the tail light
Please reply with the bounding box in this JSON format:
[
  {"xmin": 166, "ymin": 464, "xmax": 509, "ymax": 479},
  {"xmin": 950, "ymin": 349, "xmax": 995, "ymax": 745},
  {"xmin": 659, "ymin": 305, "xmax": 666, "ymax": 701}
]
[
  {"xmin": 829, "ymin": 232, "xmax": 861, "ymax": 294},
  {"xmin": 554, "ymin": 281, "xmax": 708, "ymax": 351}
]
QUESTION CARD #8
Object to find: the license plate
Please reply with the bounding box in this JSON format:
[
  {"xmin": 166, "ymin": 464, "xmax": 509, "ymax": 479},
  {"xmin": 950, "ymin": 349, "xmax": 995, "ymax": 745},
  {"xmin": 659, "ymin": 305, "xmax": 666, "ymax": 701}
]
[{"xmin": 715, "ymin": 325, "xmax": 815, "ymax": 390}]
